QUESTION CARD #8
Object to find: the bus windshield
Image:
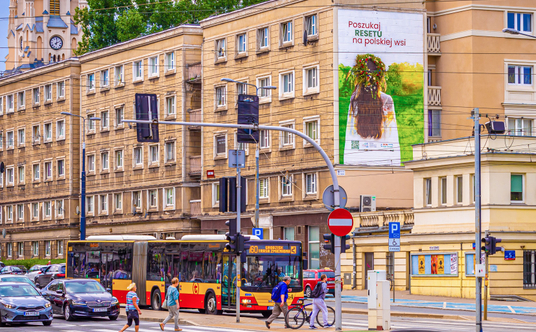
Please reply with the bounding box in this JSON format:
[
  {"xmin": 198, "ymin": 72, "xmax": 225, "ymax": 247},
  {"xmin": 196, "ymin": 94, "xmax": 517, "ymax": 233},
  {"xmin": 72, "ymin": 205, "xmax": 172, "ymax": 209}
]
[{"xmin": 242, "ymin": 255, "xmax": 302, "ymax": 292}]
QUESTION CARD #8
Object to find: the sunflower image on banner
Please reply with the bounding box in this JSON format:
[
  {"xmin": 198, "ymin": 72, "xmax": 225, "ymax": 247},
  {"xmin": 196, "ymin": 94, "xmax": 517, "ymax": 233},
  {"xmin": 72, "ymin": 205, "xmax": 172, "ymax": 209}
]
[
  {"xmin": 418, "ymin": 256, "xmax": 425, "ymax": 274},
  {"xmin": 437, "ymin": 255, "xmax": 445, "ymax": 274}
]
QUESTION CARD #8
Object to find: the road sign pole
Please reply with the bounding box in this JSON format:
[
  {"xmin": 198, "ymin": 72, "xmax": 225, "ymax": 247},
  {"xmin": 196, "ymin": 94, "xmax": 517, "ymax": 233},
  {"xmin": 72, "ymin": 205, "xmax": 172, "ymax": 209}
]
[
  {"xmin": 236, "ymin": 158, "xmax": 241, "ymax": 323},
  {"xmin": 334, "ymin": 235, "xmax": 341, "ymax": 330}
]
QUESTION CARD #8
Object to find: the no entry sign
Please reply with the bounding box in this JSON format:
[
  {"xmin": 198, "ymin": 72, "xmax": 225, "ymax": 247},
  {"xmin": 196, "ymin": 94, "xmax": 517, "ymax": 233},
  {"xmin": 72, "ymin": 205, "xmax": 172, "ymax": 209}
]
[{"xmin": 327, "ymin": 208, "xmax": 354, "ymax": 236}]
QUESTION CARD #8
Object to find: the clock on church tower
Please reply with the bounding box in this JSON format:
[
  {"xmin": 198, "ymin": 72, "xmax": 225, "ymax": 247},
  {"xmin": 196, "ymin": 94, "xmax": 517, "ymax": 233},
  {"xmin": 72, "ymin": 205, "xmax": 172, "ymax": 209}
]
[{"xmin": 50, "ymin": 36, "xmax": 63, "ymax": 50}]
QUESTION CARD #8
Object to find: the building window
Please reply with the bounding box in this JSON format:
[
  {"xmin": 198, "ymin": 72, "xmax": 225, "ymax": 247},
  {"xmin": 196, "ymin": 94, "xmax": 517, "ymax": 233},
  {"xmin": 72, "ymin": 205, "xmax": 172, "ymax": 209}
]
[
  {"xmin": 148, "ymin": 189, "xmax": 158, "ymax": 208},
  {"xmin": 507, "ymin": 12, "xmax": 532, "ymax": 33},
  {"xmin": 216, "ymin": 86, "xmax": 226, "ymax": 107},
  {"xmin": 43, "ymin": 85, "xmax": 51, "ymax": 102},
  {"xmin": 305, "ymin": 173, "xmax": 317, "ymax": 194},
  {"xmin": 281, "ymin": 21, "xmax": 293, "ymax": 44},
  {"xmin": 165, "ymin": 141, "xmax": 175, "ymax": 162},
  {"xmin": 456, "ymin": 176, "xmax": 463, "ymax": 204},
  {"xmin": 6, "ymin": 167, "xmax": 14, "ymax": 185},
  {"xmin": 7, "ymin": 131, "xmax": 14, "ymax": 149},
  {"xmin": 7, "ymin": 243, "xmax": 12, "ymax": 257},
  {"xmin": 101, "ymin": 152, "xmax": 109, "ymax": 171},
  {"xmin": 304, "ymin": 118, "xmax": 319, "ymax": 143},
  {"xmin": 166, "ymin": 96, "xmax": 176, "ymax": 116},
  {"xmin": 215, "ymin": 135, "xmax": 227, "ymax": 156},
  {"xmin": 17, "ymin": 242, "xmax": 23, "ymax": 257},
  {"xmin": 6, "ymin": 206, "xmax": 13, "ymax": 223},
  {"xmin": 101, "ymin": 111, "xmax": 109, "ymax": 130},
  {"xmin": 280, "ymin": 71, "xmax": 294, "ymax": 98},
  {"xmin": 133, "ymin": 60, "xmax": 143, "ymax": 81},
  {"xmin": 511, "ymin": 174, "xmax": 524, "ymax": 202},
  {"xmin": 57, "ymin": 81, "xmax": 65, "ymax": 99},
  {"xmin": 33, "ymin": 164, "xmax": 40, "ymax": 181},
  {"xmin": 100, "ymin": 69, "xmax": 109, "ymax": 87},
  {"xmin": 215, "ymin": 38, "xmax": 226, "ymax": 59},
  {"xmin": 258, "ymin": 27, "xmax": 269, "ymax": 49},
  {"xmin": 237, "ymin": 33, "xmax": 247, "ymax": 53},
  {"xmin": 134, "ymin": 147, "xmax": 143, "ymax": 166},
  {"xmin": 260, "ymin": 130, "xmax": 270, "ymax": 149},
  {"xmin": 86, "ymin": 196, "xmax": 94, "ymax": 214},
  {"xmin": 113, "ymin": 65, "xmax": 124, "ymax": 86},
  {"xmin": 114, "ymin": 193, "xmax": 122, "ymax": 212},
  {"xmin": 56, "ymin": 200, "xmax": 64, "ymax": 217},
  {"xmin": 429, "ymin": 110, "xmax": 441, "ymax": 137},
  {"xmin": 17, "ymin": 128, "xmax": 25, "ymax": 147},
  {"xmin": 87, "ymin": 73, "xmax": 95, "ymax": 92},
  {"xmin": 260, "ymin": 178, "xmax": 269, "ymax": 198},
  {"xmin": 508, "ymin": 118, "xmax": 533, "ymax": 136},
  {"xmin": 17, "ymin": 166, "xmax": 24, "ymax": 184},
  {"xmin": 257, "ymin": 77, "xmax": 272, "ymax": 100},
  {"xmin": 0, "ymin": 132, "xmax": 2, "ymax": 150},
  {"xmin": 281, "ymin": 175, "xmax": 293, "ymax": 197},
  {"xmin": 43, "ymin": 201, "xmax": 51, "ymax": 218},
  {"xmin": 0, "ymin": 97, "xmax": 3, "ymax": 114},
  {"xmin": 32, "ymin": 125, "xmax": 40, "ymax": 144},
  {"xmin": 508, "ymin": 65, "xmax": 532, "ymax": 85},
  {"xmin": 304, "ymin": 66, "xmax": 319, "ymax": 94},
  {"xmin": 115, "ymin": 150, "xmax": 123, "ymax": 169},
  {"xmin": 56, "ymin": 120, "xmax": 65, "ymax": 139},
  {"xmin": 32, "ymin": 202, "xmax": 39, "ymax": 220},
  {"xmin": 44, "ymin": 162, "xmax": 52, "ymax": 180},
  {"xmin": 424, "ymin": 178, "xmax": 432, "ymax": 206},
  {"xmin": 165, "ymin": 188, "xmax": 175, "ymax": 207},
  {"xmin": 308, "ymin": 226, "xmax": 320, "ymax": 269},
  {"xmin": 440, "ymin": 177, "xmax": 447, "ymax": 205},
  {"xmin": 100, "ymin": 195, "xmax": 108, "ymax": 214},
  {"xmin": 57, "ymin": 159, "xmax": 64, "ymax": 177},
  {"xmin": 18, "ymin": 91, "xmax": 25, "ymax": 109},
  {"xmin": 149, "ymin": 145, "xmax": 159, "ymax": 164},
  {"xmin": 212, "ymin": 182, "xmax": 220, "ymax": 206},
  {"xmin": 524, "ymin": 250, "xmax": 536, "ymax": 288},
  {"xmin": 32, "ymin": 242, "xmax": 38, "ymax": 257},
  {"xmin": 165, "ymin": 52, "xmax": 175, "ymax": 71},
  {"xmin": 44, "ymin": 123, "xmax": 52, "ymax": 142},
  {"xmin": 304, "ymin": 14, "xmax": 317, "ymax": 36},
  {"xmin": 87, "ymin": 155, "xmax": 95, "ymax": 172},
  {"xmin": 284, "ymin": 227, "xmax": 295, "ymax": 240},
  {"xmin": 17, "ymin": 204, "xmax": 24, "ymax": 221},
  {"xmin": 45, "ymin": 241, "xmax": 51, "ymax": 257},
  {"xmin": 57, "ymin": 241, "xmax": 63, "ymax": 256},
  {"xmin": 115, "ymin": 107, "xmax": 124, "ymax": 127},
  {"xmin": 149, "ymin": 56, "xmax": 159, "ymax": 77},
  {"xmin": 7, "ymin": 95, "xmax": 14, "ymax": 112},
  {"xmin": 237, "ymin": 82, "xmax": 247, "ymax": 96},
  {"xmin": 87, "ymin": 115, "xmax": 96, "ymax": 132}
]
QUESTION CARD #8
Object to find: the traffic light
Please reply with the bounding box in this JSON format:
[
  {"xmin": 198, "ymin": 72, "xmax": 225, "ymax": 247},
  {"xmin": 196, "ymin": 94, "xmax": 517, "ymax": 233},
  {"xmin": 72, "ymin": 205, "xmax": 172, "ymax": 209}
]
[
  {"xmin": 490, "ymin": 237, "xmax": 502, "ymax": 255},
  {"xmin": 481, "ymin": 236, "xmax": 491, "ymax": 254},
  {"xmin": 323, "ymin": 233, "xmax": 335, "ymax": 254},
  {"xmin": 135, "ymin": 93, "xmax": 159, "ymax": 143},
  {"xmin": 341, "ymin": 235, "xmax": 350, "ymax": 253},
  {"xmin": 238, "ymin": 234, "xmax": 251, "ymax": 253},
  {"xmin": 219, "ymin": 177, "xmax": 229, "ymax": 213},
  {"xmin": 237, "ymin": 94, "xmax": 259, "ymax": 143},
  {"xmin": 225, "ymin": 219, "xmax": 238, "ymax": 254},
  {"xmin": 219, "ymin": 177, "xmax": 246, "ymax": 213}
]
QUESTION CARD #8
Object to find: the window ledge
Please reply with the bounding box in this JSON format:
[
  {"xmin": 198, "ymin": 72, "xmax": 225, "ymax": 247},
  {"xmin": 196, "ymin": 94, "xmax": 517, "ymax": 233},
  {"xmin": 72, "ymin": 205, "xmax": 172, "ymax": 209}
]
[
  {"xmin": 303, "ymin": 195, "xmax": 318, "ymax": 201},
  {"xmin": 7, "ymin": 147, "xmax": 14, "ymax": 151},
  {"xmin": 86, "ymin": 131, "xmax": 96, "ymax": 136},
  {"xmin": 280, "ymin": 196, "xmax": 294, "ymax": 202},
  {"xmin": 304, "ymin": 142, "xmax": 319, "ymax": 148},
  {"xmin": 44, "ymin": 179, "xmax": 53, "ymax": 183},
  {"xmin": 214, "ymin": 155, "xmax": 227, "ymax": 161},
  {"xmin": 114, "ymin": 125, "xmax": 125, "ymax": 131},
  {"xmin": 260, "ymin": 148, "xmax": 271, "ymax": 153},
  {"xmin": 133, "ymin": 165, "xmax": 144, "ymax": 170},
  {"xmin": 7, "ymin": 110, "xmax": 14, "ymax": 114},
  {"xmin": 33, "ymin": 103, "xmax": 40, "ymax": 107},
  {"xmin": 115, "ymin": 83, "xmax": 125, "ymax": 89},
  {"xmin": 86, "ymin": 90, "xmax": 96, "ymax": 96},
  {"xmin": 164, "ymin": 206, "xmax": 175, "ymax": 211},
  {"xmin": 18, "ymin": 145, "xmax": 26, "ymax": 149},
  {"xmin": 279, "ymin": 95, "xmax": 295, "ymax": 101},
  {"xmin": 215, "ymin": 58, "xmax": 227, "ymax": 64},
  {"xmin": 100, "ymin": 170, "xmax": 110, "ymax": 174},
  {"xmin": 279, "ymin": 145, "xmax": 295, "ymax": 152},
  {"xmin": 235, "ymin": 53, "xmax": 248, "ymax": 60},
  {"xmin": 57, "ymin": 97, "xmax": 66, "ymax": 102},
  {"xmin": 303, "ymin": 90, "xmax": 320, "ymax": 97},
  {"xmin": 165, "ymin": 69, "xmax": 177, "ymax": 76},
  {"xmin": 165, "ymin": 161, "xmax": 177, "ymax": 166},
  {"xmin": 149, "ymin": 74, "xmax": 160, "ymax": 80},
  {"xmin": 148, "ymin": 208, "xmax": 159, "ymax": 213},
  {"xmin": 306, "ymin": 34, "xmax": 319, "ymax": 42},
  {"xmin": 259, "ymin": 98, "xmax": 272, "ymax": 105},
  {"xmin": 259, "ymin": 198, "xmax": 270, "ymax": 204},
  {"xmin": 215, "ymin": 106, "xmax": 228, "ymax": 112},
  {"xmin": 113, "ymin": 211, "xmax": 123, "ymax": 216},
  {"xmin": 279, "ymin": 42, "xmax": 294, "ymax": 49},
  {"xmin": 87, "ymin": 172, "xmax": 96, "ymax": 177},
  {"xmin": 165, "ymin": 114, "xmax": 177, "ymax": 121},
  {"xmin": 149, "ymin": 164, "xmax": 160, "ymax": 169},
  {"xmin": 100, "ymin": 128, "xmax": 110, "ymax": 133},
  {"xmin": 57, "ymin": 137, "xmax": 65, "ymax": 141},
  {"xmin": 133, "ymin": 78, "xmax": 144, "ymax": 84},
  {"xmin": 57, "ymin": 176, "xmax": 66, "ymax": 181},
  {"xmin": 100, "ymin": 87, "xmax": 110, "ymax": 93},
  {"xmin": 43, "ymin": 140, "xmax": 53, "ymax": 144},
  {"xmin": 114, "ymin": 168, "xmax": 124, "ymax": 173},
  {"xmin": 256, "ymin": 47, "xmax": 270, "ymax": 55},
  {"xmin": 18, "ymin": 107, "xmax": 26, "ymax": 111}
]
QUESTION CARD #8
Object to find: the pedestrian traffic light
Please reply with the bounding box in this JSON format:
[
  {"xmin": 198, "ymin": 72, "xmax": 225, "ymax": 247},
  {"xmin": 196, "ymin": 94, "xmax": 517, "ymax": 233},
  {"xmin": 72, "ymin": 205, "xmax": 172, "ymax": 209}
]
[
  {"xmin": 237, "ymin": 94, "xmax": 259, "ymax": 143},
  {"xmin": 225, "ymin": 219, "xmax": 238, "ymax": 254},
  {"xmin": 219, "ymin": 177, "xmax": 229, "ymax": 213},
  {"xmin": 481, "ymin": 236, "xmax": 491, "ymax": 254},
  {"xmin": 490, "ymin": 237, "xmax": 503, "ymax": 255},
  {"xmin": 341, "ymin": 235, "xmax": 350, "ymax": 253},
  {"xmin": 135, "ymin": 93, "xmax": 159, "ymax": 143},
  {"xmin": 323, "ymin": 233, "xmax": 335, "ymax": 254}
]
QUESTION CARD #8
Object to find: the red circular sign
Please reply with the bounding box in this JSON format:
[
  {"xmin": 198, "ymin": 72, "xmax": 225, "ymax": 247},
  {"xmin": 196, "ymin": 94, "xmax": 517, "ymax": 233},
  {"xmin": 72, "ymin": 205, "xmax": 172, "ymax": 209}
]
[{"xmin": 327, "ymin": 208, "xmax": 354, "ymax": 236}]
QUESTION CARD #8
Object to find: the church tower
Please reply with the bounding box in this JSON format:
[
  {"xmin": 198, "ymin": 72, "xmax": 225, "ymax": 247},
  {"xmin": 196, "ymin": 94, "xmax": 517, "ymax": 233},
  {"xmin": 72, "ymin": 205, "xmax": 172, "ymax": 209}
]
[{"xmin": 5, "ymin": 0, "xmax": 86, "ymax": 72}]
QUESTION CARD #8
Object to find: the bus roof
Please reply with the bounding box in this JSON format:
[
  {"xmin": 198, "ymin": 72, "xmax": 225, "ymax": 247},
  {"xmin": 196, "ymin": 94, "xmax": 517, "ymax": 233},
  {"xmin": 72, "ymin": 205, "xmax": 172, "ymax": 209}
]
[
  {"xmin": 180, "ymin": 235, "xmax": 261, "ymax": 241},
  {"xmin": 86, "ymin": 235, "xmax": 157, "ymax": 241}
]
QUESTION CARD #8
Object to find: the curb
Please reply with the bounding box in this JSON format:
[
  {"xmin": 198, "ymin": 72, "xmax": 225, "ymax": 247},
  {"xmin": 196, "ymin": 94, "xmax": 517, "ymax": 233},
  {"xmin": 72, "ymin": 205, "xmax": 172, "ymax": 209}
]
[{"xmin": 118, "ymin": 314, "xmax": 198, "ymax": 326}]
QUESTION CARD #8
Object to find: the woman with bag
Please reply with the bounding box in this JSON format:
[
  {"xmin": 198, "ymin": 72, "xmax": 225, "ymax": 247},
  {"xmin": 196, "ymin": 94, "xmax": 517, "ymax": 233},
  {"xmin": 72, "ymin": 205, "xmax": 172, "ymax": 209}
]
[{"xmin": 160, "ymin": 277, "xmax": 181, "ymax": 331}]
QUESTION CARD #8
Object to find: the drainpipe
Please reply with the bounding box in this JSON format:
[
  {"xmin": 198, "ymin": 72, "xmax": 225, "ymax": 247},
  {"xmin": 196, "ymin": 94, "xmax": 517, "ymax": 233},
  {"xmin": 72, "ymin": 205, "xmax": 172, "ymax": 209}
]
[{"xmin": 352, "ymin": 237, "xmax": 357, "ymax": 289}]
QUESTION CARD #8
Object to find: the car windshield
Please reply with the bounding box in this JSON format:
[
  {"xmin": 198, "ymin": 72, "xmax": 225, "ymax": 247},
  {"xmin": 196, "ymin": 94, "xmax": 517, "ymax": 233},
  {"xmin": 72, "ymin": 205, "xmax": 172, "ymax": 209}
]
[
  {"xmin": 0, "ymin": 284, "xmax": 40, "ymax": 297},
  {"xmin": 241, "ymin": 255, "xmax": 302, "ymax": 291},
  {"xmin": 0, "ymin": 277, "xmax": 33, "ymax": 285},
  {"xmin": 66, "ymin": 281, "xmax": 106, "ymax": 294}
]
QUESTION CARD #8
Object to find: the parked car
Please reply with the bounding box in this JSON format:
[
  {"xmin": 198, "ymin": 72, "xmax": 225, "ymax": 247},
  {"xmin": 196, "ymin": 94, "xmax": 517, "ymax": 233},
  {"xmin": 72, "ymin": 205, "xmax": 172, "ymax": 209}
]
[
  {"xmin": 27, "ymin": 265, "xmax": 49, "ymax": 283},
  {"xmin": 0, "ymin": 282, "xmax": 53, "ymax": 326},
  {"xmin": 36, "ymin": 264, "xmax": 65, "ymax": 288},
  {"xmin": 41, "ymin": 279, "xmax": 119, "ymax": 321},
  {"xmin": 0, "ymin": 275, "xmax": 38, "ymax": 290},
  {"xmin": 0, "ymin": 266, "xmax": 25, "ymax": 275},
  {"xmin": 303, "ymin": 268, "xmax": 341, "ymax": 297},
  {"xmin": 13, "ymin": 265, "xmax": 27, "ymax": 274}
]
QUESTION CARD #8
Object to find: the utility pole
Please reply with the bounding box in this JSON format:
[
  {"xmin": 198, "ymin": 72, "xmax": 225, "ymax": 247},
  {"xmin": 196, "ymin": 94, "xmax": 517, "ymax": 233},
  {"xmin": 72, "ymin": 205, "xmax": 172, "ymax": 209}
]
[
  {"xmin": 255, "ymin": 146, "xmax": 260, "ymax": 229},
  {"xmin": 234, "ymin": 151, "xmax": 243, "ymax": 323},
  {"xmin": 473, "ymin": 108, "xmax": 483, "ymax": 332}
]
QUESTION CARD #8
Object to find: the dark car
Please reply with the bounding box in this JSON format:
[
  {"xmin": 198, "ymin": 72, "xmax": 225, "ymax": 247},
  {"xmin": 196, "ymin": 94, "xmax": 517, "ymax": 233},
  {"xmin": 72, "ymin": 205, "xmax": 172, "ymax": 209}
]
[
  {"xmin": 27, "ymin": 265, "xmax": 49, "ymax": 283},
  {"xmin": 41, "ymin": 279, "xmax": 119, "ymax": 321},
  {"xmin": 0, "ymin": 266, "xmax": 25, "ymax": 275},
  {"xmin": 0, "ymin": 282, "xmax": 53, "ymax": 326},
  {"xmin": 0, "ymin": 275, "xmax": 38, "ymax": 290},
  {"xmin": 36, "ymin": 264, "xmax": 65, "ymax": 288}
]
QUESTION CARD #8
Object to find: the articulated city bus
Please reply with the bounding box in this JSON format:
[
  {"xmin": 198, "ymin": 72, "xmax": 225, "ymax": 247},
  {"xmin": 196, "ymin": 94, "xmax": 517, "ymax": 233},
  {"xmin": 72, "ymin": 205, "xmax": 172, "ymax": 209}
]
[{"xmin": 66, "ymin": 235, "xmax": 303, "ymax": 316}]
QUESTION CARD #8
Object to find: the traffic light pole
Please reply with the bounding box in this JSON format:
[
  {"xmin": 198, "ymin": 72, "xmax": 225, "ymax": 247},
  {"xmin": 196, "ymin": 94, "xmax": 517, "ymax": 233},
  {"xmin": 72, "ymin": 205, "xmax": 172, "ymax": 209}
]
[
  {"xmin": 236, "ymin": 165, "xmax": 241, "ymax": 323},
  {"xmin": 123, "ymin": 119, "xmax": 343, "ymax": 330}
]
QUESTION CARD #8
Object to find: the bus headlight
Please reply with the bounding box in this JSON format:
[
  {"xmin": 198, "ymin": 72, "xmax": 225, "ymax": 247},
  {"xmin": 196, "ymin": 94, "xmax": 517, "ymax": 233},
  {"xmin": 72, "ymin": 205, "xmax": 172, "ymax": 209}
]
[{"xmin": 241, "ymin": 299, "xmax": 251, "ymax": 304}]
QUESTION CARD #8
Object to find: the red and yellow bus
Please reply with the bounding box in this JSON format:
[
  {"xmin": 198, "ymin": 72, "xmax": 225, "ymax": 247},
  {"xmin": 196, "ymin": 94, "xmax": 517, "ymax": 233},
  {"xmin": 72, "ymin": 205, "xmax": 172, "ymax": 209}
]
[{"xmin": 66, "ymin": 235, "xmax": 303, "ymax": 316}]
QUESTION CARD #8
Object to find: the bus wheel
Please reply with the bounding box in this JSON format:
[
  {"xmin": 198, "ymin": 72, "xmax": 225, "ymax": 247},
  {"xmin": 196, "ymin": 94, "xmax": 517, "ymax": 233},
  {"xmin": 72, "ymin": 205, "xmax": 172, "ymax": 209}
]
[
  {"xmin": 205, "ymin": 293, "xmax": 217, "ymax": 315},
  {"xmin": 262, "ymin": 311, "xmax": 272, "ymax": 318},
  {"xmin": 151, "ymin": 289, "xmax": 162, "ymax": 310}
]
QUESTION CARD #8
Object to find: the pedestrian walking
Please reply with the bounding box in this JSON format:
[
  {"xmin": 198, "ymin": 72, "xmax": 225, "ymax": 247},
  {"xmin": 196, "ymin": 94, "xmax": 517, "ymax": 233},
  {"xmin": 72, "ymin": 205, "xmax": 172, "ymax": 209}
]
[
  {"xmin": 265, "ymin": 276, "xmax": 292, "ymax": 329},
  {"xmin": 160, "ymin": 277, "xmax": 182, "ymax": 331},
  {"xmin": 309, "ymin": 274, "xmax": 330, "ymax": 329},
  {"xmin": 119, "ymin": 283, "xmax": 142, "ymax": 332}
]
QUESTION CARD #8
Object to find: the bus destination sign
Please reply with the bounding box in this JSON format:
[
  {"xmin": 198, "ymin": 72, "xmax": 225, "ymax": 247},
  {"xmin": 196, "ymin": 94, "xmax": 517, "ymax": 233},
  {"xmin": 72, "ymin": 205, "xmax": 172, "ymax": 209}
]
[{"xmin": 248, "ymin": 245, "xmax": 299, "ymax": 255}]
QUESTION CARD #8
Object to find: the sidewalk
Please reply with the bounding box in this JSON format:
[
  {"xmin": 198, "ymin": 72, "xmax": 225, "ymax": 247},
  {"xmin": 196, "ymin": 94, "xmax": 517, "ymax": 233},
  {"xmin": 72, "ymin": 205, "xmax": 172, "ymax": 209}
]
[{"xmin": 332, "ymin": 289, "xmax": 536, "ymax": 315}]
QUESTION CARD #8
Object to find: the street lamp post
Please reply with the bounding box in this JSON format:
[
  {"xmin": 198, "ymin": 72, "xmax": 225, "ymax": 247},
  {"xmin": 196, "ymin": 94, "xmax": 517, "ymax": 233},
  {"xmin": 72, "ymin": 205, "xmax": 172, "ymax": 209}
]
[
  {"xmin": 61, "ymin": 112, "xmax": 100, "ymax": 240},
  {"xmin": 502, "ymin": 28, "xmax": 536, "ymax": 39},
  {"xmin": 220, "ymin": 78, "xmax": 276, "ymax": 230}
]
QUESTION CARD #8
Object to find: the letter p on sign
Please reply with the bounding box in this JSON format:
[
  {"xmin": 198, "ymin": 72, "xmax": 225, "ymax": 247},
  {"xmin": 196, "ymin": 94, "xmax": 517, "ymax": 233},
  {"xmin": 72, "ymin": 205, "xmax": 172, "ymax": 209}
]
[{"xmin": 389, "ymin": 222, "xmax": 400, "ymax": 239}]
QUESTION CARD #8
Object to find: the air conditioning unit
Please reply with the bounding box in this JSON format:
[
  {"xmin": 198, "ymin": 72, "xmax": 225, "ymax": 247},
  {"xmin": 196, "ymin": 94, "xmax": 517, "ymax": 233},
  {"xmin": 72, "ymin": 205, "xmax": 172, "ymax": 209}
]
[{"xmin": 360, "ymin": 195, "xmax": 376, "ymax": 212}]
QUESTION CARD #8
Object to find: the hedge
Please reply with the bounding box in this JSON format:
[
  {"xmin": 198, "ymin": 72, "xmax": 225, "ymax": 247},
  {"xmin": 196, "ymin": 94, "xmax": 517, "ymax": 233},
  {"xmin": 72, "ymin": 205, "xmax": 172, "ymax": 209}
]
[{"xmin": 1, "ymin": 258, "xmax": 65, "ymax": 270}]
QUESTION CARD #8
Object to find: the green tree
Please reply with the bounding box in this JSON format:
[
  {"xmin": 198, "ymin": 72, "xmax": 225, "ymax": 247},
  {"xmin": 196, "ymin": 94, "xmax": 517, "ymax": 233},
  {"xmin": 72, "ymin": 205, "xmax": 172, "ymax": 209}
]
[{"xmin": 116, "ymin": 8, "xmax": 147, "ymax": 42}]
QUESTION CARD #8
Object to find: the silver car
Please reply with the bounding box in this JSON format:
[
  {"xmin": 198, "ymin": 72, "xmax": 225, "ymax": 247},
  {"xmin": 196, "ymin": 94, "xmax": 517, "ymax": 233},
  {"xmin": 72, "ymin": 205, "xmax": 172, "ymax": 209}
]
[
  {"xmin": 0, "ymin": 282, "xmax": 53, "ymax": 326},
  {"xmin": 27, "ymin": 265, "xmax": 48, "ymax": 284}
]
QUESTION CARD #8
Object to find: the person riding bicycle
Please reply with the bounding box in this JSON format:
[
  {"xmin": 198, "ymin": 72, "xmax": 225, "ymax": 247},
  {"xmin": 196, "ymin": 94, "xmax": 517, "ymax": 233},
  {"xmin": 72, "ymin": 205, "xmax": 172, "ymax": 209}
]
[{"xmin": 309, "ymin": 274, "xmax": 330, "ymax": 329}]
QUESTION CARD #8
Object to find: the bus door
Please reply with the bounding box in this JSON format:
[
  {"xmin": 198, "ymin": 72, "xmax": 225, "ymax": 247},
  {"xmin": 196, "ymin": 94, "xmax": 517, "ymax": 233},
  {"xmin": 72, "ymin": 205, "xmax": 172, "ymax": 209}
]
[
  {"xmin": 100, "ymin": 252, "xmax": 114, "ymax": 292},
  {"xmin": 221, "ymin": 254, "xmax": 237, "ymax": 309}
]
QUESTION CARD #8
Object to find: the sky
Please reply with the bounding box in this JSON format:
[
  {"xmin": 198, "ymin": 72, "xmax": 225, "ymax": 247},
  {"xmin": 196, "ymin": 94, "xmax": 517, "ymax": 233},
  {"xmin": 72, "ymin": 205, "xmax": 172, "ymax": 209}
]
[{"xmin": 0, "ymin": 2, "xmax": 9, "ymax": 71}]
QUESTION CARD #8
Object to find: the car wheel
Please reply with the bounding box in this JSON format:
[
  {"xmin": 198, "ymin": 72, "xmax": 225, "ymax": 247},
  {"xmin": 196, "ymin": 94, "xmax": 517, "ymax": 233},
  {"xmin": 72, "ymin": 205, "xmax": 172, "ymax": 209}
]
[
  {"xmin": 205, "ymin": 292, "xmax": 217, "ymax": 315},
  {"xmin": 151, "ymin": 289, "xmax": 162, "ymax": 310},
  {"xmin": 109, "ymin": 315, "xmax": 118, "ymax": 321},
  {"xmin": 64, "ymin": 304, "xmax": 74, "ymax": 321},
  {"xmin": 42, "ymin": 321, "xmax": 52, "ymax": 326},
  {"xmin": 305, "ymin": 286, "xmax": 312, "ymax": 298}
]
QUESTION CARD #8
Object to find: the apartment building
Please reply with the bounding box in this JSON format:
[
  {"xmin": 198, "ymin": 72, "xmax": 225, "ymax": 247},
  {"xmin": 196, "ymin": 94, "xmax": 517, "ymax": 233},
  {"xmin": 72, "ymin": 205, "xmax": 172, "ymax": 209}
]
[
  {"xmin": 0, "ymin": 59, "xmax": 81, "ymax": 260},
  {"xmin": 78, "ymin": 26, "xmax": 203, "ymax": 239}
]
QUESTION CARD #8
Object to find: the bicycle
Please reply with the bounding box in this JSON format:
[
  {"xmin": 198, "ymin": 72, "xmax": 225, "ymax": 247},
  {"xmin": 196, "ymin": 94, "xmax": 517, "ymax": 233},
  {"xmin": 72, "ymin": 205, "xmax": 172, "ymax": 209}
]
[{"xmin": 285, "ymin": 298, "xmax": 335, "ymax": 329}]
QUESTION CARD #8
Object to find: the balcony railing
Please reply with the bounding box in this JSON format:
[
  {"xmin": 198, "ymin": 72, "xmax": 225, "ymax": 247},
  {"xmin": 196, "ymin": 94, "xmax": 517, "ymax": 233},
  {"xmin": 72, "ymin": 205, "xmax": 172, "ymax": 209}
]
[
  {"xmin": 427, "ymin": 33, "xmax": 441, "ymax": 55},
  {"xmin": 187, "ymin": 63, "xmax": 201, "ymax": 81},
  {"xmin": 428, "ymin": 86, "xmax": 442, "ymax": 108},
  {"xmin": 187, "ymin": 109, "xmax": 201, "ymax": 129},
  {"xmin": 190, "ymin": 200, "xmax": 201, "ymax": 216},
  {"xmin": 355, "ymin": 210, "xmax": 414, "ymax": 228},
  {"xmin": 189, "ymin": 155, "xmax": 201, "ymax": 176}
]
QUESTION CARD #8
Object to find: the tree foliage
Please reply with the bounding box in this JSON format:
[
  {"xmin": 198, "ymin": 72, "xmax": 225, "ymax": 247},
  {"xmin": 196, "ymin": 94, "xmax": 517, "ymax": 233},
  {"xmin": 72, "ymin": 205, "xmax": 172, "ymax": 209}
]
[{"xmin": 74, "ymin": 0, "xmax": 270, "ymax": 55}]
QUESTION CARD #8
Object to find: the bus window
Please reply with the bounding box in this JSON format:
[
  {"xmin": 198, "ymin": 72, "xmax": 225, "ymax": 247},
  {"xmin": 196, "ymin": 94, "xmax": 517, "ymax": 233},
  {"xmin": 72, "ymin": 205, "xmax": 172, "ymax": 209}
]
[
  {"xmin": 241, "ymin": 255, "xmax": 302, "ymax": 292},
  {"xmin": 148, "ymin": 245, "xmax": 165, "ymax": 281},
  {"xmin": 204, "ymin": 251, "xmax": 222, "ymax": 283},
  {"xmin": 86, "ymin": 251, "xmax": 101, "ymax": 279},
  {"xmin": 187, "ymin": 251, "xmax": 204, "ymax": 282}
]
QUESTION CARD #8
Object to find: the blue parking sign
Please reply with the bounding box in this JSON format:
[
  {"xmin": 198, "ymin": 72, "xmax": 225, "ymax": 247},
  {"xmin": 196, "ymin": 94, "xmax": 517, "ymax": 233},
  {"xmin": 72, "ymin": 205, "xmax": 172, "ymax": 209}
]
[
  {"xmin": 253, "ymin": 228, "xmax": 263, "ymax": 239},
  {"xmin": 389, "ymin": 222, "xmax": 400, "ymax": 239}
]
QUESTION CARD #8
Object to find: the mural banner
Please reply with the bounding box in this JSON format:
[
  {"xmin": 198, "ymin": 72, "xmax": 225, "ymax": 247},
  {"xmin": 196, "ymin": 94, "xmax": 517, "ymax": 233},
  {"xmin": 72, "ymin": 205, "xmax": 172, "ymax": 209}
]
[{"xmin": 338, "ymin": 10, "xmax": 424, "ymax": 166}]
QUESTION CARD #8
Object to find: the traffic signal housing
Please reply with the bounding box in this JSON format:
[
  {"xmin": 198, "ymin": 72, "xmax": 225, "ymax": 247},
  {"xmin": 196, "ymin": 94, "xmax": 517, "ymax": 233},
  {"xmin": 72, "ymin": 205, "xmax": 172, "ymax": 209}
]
[
  {"xmin": 135, "ymin": 93, "xmax": 159, "ymax": 143},
  {"xmin": 237, "ymin": 94, "xmax": 259, "ymax": 143},
  {"xmin": 481, "ymin": 235, "xmax": 503, "ymax": 255},
  {"xmin": 341, "ymin": 235, "xmax": 350, "ymax": 253},
  {"xmin": 481, "ymin": 236, "xmax": 491, "ymax": 254},
  {"xmin": 218, "ymin": 177, "xmax": 246, "ymax": 213},
  {"xmin": 323, "ymin": 233, "xmax": 335, "ymax": 254},
  {"xmin": 238, "ymin": 234, "xmax": 251, "ymax": 253},
  {"xmin": 225, "ymin": 219, "xmax": 238, "ymax": 254}
]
